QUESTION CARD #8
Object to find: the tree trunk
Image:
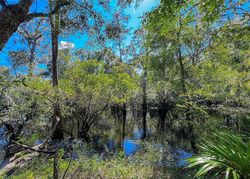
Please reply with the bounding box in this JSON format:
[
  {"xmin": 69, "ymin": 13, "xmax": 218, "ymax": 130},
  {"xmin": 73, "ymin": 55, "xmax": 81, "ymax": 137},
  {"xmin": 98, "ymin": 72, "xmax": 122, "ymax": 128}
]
[
  {"xmin": 118, "ymin": 37, "xmax": 123, "ymax": 62},
  {"xmin": 78, "ymin": 123, "xmax": 91, "ymax": 142},
  {"xmin": 51, "ymin": 26, "xmax": 59, "ymax": 88},
  {"xmin": 0, "ymin": 0, "xmax": 34, "ymax": 51},
  {"xmin": 142, "ymin": 67, "xmax": 147, "ymax": 139},
  {"xmin": 53, "ymin": 150, "xmax": 59, "ymax": 179},
  {"xmin": 178, "ymin": 47, "xmax": 187, "ymax": 94},
  {"xmin": 188, "ymin": 123, "xmax": 198, "ymax": 153},
  {"xmin": 121, "ymin": 103, "xmax": 126, "ymax": 147},
  {"xmin": 159, "ymin": 111, "xmax": 167, "ymax": 130},
  {"xmin": 177, "ymin": 14, "xmax": 187, "ymax": 94},
  {"xmin": 50, "ymin": 3, "xmax": 63, "ymax": 140},
  {"xmin": 29, "ymin": 43, "xmax": 36, "ymax": 76},
  {"xmin": 158, "ymin": 101, "xmax": 168, "ymax": 131}
]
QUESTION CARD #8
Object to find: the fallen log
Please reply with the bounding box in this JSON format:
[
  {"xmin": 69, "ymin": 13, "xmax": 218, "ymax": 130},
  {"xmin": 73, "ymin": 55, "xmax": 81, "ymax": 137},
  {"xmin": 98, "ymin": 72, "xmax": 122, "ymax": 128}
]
[{"xmin": 0, "ymin": 152, "xmax": 39, "ymax": 177}]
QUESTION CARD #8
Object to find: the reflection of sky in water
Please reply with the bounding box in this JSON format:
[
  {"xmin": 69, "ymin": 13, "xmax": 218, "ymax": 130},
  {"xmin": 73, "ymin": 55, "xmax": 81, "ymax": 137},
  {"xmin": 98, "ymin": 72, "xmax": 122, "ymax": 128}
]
[
  {"xmin": 133, "ymin": 129, "xmax": 143, "ymax": 140},
  {"xmin": 123, "ymin": 139, "xmax": 140, "ymax": 156},
  {"xmin": 97, "ymin": 126, "xmax": 193, "ymax": 167},
  {"xmin": 0, "ymin": 124, "xmax": 10, "ymax": 166},
  {"xmin": 122, "ymin": 129, "xmax": 193, "ymax": 167},
  {"xmin": 123, "ymin": 129, "xmax": 144, "ymax": 156},
  {"xmin": 175, "ymin": 149, "xmax": 192, "ymax": 167},
  {"xmin": 0, "ymin": 125, "xmax": 9, "ymax": 148}
]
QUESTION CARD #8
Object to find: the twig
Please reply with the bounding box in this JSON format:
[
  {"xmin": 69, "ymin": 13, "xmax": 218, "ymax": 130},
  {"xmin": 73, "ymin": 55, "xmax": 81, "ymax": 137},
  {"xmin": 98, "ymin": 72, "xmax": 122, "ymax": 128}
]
[
  {"xmin": 12, "ymin": 141, "xmax": 55, "ymax": 154},
  {"xmin": 54, "ymin": 150, "xmax": 59, "ymax": 179},
  {"xmin": 62, "ymin": 159, "xmax": 72, "ymax": 179}
]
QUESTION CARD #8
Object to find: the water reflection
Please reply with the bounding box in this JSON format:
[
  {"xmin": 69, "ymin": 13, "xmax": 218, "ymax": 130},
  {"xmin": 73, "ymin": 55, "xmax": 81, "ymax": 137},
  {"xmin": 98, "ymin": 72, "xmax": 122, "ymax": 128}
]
[
  {"xmin": 0, "ymin": 124, "xmax": 10, "ymax": 167},
  {"xmin": 94, "ymin": 116, "xmax": 193, "ymax": 167},
  {"xmin": 175, "ymin": 149, "xmax": 193, "ymax": 167},
  {"xmin": 123, "ymin": 139, "xmax": 140, "ymax": 156},
  {"xmin": 133, "ymin": 129, "xmax": 143, "ymax": 140}
]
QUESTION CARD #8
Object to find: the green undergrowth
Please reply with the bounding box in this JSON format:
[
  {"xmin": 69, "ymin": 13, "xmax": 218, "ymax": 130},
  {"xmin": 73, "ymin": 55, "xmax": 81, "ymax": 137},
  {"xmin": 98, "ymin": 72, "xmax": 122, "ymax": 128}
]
[{"xmin": 5, "ymin": 141, "xmax": 197, "ymax": 179}]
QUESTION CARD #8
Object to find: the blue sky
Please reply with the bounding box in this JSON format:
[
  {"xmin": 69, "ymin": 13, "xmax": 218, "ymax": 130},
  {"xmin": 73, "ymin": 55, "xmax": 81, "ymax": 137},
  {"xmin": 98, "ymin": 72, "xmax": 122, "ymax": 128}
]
[{"xmin": 0, "ymin": 0, "xmax": 159, "ymax": 68}]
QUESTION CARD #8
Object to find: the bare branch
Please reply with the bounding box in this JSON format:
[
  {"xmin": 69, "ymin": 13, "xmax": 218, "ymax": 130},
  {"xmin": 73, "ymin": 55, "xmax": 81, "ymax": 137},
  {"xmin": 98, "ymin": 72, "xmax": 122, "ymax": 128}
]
[
  {"xmin": 25, "ymin": 0, "xmax": 72, "ymax": 22},
  {"xmin": 25, "ymin": 13, "xmax": 49, "ymax": 21},
  {"xmin": 12, "ymin": 141, "xmax": 55, "ymax": 154}
]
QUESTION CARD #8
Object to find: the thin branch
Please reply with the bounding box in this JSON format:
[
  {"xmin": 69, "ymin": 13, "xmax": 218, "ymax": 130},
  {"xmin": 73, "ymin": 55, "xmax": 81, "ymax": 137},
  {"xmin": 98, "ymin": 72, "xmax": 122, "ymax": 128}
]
[
  {"xmin": 25, "ymin": 1, "xmax": 71, "ymax": 22},
  {"xmin": 25, "ymin": 13, "xmax": 49, "ymax": 21},
  {"xmin": 62, "ymin": 159, "xmax": 72, "ymax": 179},
  {"xmin": 12, "ymin": 141, "xmax": 55, "ymax": 154}
]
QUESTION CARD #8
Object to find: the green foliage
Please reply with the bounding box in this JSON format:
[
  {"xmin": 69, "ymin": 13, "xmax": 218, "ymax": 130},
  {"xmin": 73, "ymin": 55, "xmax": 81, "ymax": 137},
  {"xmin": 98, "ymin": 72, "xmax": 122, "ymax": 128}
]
[
  {"xmin": 190, "ymin": 59, "xmax": 241, "ymax": 100},
  {"xmin": 17, "ymin": 134, "xmax": 42, "ymax": 146},
  {"xmin": 187, "ymin": 132, "xmax": 250, "ymax": 178},
  {"xmin": 142, "ymin": 0, "xmax": 250, "ymax": 137},
  {"xmin": 9, "ymin": 141, "xmax": 172, "ymax": 179},
  {"xmin": 61, "ymin": 60, "xmax": 138, "ymax": 105},
  {"xmin": 57, "ymin": 59, "xmax": 138, "ymax": 137}
]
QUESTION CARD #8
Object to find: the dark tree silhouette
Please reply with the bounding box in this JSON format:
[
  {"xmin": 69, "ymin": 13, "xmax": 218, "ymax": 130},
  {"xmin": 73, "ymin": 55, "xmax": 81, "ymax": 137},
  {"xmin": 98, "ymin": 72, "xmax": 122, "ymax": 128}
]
[{"xmin": 0, "ymin": 0, "xmax": 70, "ymax": 51}]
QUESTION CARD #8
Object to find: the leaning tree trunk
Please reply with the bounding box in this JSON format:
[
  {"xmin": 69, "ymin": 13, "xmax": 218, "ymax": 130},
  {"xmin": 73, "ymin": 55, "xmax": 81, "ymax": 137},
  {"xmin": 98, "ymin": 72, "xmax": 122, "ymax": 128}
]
[
  {"xmin": 0, "ymin": 0, "xmax": 34, "ymax": 51},
  {"xmin": 50, "ymin": 2, "xmax": 63, "ymax": 140}
]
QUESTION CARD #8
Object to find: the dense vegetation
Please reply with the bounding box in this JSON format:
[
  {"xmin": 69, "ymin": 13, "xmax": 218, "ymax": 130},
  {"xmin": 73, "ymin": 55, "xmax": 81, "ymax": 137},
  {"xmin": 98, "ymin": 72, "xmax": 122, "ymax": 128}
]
[{"xmin": 0, "ymin": 0, "xmax": 249, "ymax": 178}]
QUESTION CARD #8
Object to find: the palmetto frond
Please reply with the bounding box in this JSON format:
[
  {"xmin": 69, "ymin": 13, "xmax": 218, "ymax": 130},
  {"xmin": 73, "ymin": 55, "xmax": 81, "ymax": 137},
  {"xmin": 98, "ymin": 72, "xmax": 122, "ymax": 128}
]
[{"xmin": 187, "ymin": 132, "xmax": 250, "ymax": 179}]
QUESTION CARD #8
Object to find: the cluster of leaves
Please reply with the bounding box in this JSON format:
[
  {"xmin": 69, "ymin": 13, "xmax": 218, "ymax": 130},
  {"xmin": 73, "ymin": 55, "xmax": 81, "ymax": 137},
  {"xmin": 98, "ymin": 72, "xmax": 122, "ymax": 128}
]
[
  {"xmin": 58, "ymin": 59, "xmax": 138, "ymax": 137},
  {"xmin": 187, "ymin": 132, "xmax": 250, "ymax": 179}
]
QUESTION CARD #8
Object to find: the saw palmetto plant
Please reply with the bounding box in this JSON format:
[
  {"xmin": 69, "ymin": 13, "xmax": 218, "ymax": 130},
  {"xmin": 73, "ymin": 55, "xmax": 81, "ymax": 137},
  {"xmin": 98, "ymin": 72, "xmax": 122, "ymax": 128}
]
[{"xmin": 187, "ymin": 132, "xmax": 250, "ymax": 179}]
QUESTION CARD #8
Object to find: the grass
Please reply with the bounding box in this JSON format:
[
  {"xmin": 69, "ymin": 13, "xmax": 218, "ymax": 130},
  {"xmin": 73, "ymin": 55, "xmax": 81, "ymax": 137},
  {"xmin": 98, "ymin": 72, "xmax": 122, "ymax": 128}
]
[{"xmin": 6, "ymin": 141, "xmax": 197, "ymax": 179}]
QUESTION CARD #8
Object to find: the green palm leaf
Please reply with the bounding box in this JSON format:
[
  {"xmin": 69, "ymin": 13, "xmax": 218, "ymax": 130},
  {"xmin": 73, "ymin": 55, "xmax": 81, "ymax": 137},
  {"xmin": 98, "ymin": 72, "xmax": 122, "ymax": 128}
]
[{"xmin": 186, "ymin": 132, "xmax": 250, "ymax": 178}]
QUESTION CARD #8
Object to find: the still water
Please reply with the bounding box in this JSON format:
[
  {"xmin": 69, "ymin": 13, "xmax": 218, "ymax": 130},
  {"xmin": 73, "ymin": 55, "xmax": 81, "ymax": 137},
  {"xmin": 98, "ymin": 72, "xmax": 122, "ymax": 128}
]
[
  {"xmin": 93, "ymin": 116, "xmax": 193, "ymax": 167},
  {"xmin": 0, "ymin": 116, "xmax": 194, "ymax": 168},
  {"xmin": 0, "ymin": 124, "xmax": 10, "ymax": 167}
]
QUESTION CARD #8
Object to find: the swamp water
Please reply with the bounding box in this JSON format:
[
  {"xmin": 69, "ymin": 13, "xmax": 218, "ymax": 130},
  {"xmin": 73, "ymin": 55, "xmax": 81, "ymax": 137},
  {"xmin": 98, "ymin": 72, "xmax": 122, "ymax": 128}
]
[
  {"xmin": 92, "ymin": 116, "xmax": 193, "ymax": 167},
  {"xmin": 0, "ymin": 124, "xmax": 10, "ymax": 167},
  {"xmin": 0, "ymin": 116, "xmax": 194, "ymax": 169}
]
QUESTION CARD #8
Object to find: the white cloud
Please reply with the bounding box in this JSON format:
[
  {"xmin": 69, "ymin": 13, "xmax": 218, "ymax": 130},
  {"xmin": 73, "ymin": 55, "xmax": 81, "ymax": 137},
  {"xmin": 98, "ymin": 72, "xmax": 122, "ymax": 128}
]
[{"xmin": 59, "ymin": 41, "xmax": 75, "ymax": 50}]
